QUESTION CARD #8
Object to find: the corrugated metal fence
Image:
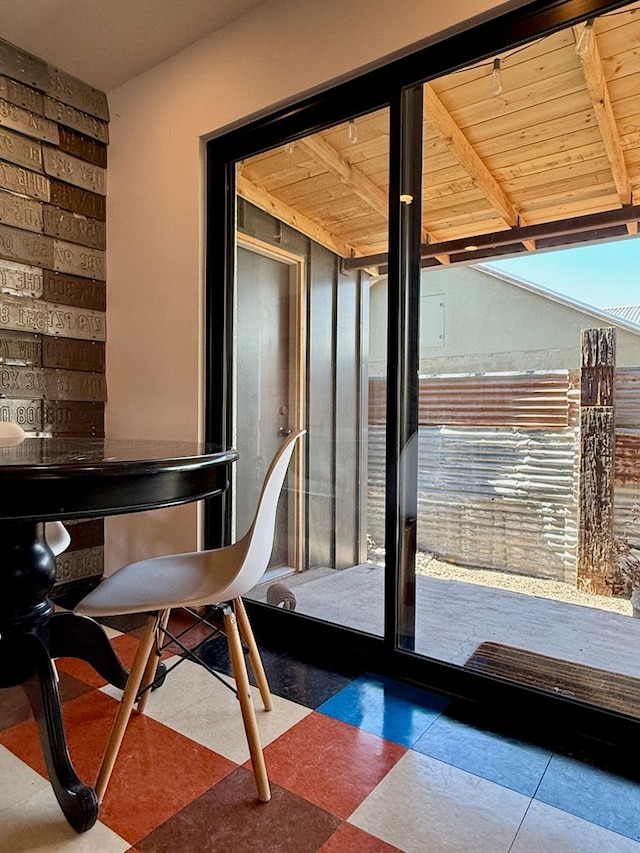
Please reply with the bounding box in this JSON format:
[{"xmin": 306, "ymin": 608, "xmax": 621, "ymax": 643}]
[{"xmin": 368, "ymin": 369, "xmax": 640, "ymax": 583}]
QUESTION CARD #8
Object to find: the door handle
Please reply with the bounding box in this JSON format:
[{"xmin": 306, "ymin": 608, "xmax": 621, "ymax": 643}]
[{"xmin": 278, "ymin": 426, "xmax": 292, "ymax": 437}]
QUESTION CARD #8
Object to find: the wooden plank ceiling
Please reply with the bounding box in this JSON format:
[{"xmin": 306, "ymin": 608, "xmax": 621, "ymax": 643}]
[{"xmin": 239, "ymin": 3, "xmax": 640, "ymax": 269}]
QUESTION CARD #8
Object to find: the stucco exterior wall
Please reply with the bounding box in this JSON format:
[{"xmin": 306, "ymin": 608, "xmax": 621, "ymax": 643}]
[{"xmin": 368, "ymin": 265, "xmax": 640, "ymax": 377}]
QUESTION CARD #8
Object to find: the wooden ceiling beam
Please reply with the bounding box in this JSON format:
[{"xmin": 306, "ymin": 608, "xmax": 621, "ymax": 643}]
[
  {"xmin": 297, "ymin": 135, "xmax": 388, "ymax": 219},
  {"xmin": 237, "ymin": 174, "xmax": 354, "ymax": 258},
  {"xmin": 422, "ymin": 83, "xmax": 521, "ymax": 229},
  {"xmin": 573, "ymin": 21, "xmax": 632, "ymax": 208},
  {"xmin": 343, "ymin": 203, "xmax": 640, "ymax": 271}
]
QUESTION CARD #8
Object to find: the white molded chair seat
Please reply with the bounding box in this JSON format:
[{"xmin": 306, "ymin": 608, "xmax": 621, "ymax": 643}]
[
  {"xmin": 0, "ymin": 422, "xmax": 71, "ymax": 556},
  {"xmin": 75, "ymin": 429, "xmax": 305, "ymax": 805}
]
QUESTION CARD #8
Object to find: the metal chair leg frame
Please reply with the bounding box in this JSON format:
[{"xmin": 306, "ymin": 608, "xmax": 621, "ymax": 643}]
[
  {"xmin": 234, "ymin": 597, "xmax": 272, "ymax": 712},
  {"xmin": 94, "ymin": 613, "xmax": 160, "ymax": 803},
  {"xmin": 223, "ymin": 604, "xmax": 271, "ymax": 802}
]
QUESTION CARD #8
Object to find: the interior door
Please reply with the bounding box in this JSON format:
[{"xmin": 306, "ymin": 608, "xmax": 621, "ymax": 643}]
[{"xmin": 235, "ymin": 236, "xmax": 305, "ymax": 569}]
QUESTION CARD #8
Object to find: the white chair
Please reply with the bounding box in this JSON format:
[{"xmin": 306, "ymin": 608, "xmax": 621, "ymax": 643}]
[
  {"xmin": 0, "ymin": 422, "xmax": 71, "ymax": 556},
  {"xmin": 75, "ymin": 428, "xmax": 305, "ymax": 804}
]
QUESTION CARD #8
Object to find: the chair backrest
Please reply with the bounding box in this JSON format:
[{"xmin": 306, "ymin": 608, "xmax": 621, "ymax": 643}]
[
  {"xmin": 0, "ymin": 421, "xmax": 27, "ymax": 445},
  {"xmin": 230, "ymin": 429, "xmax": 305, "ymax": 597},
  {"xmin": 0, "ymin": 421, "xmax": 71, "ymax": 556}
]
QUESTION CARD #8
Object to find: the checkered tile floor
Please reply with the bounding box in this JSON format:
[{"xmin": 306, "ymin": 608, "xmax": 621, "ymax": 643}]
[{"xmin": 0, "ymin": 614, "xmax": 639, "ymax": 852}]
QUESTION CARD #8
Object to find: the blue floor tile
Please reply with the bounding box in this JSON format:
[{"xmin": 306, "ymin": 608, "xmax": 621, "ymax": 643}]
[
  {"xmin": 412, "ymin": 714, "xmax": 552, "ymax": 796},
  {"xmin": 317, "ymin": 673, "xmax": 449, "ymax": 746},
  {"xmin": 536, "ymin": 754, "xmax": 640, "ymax": 842}
]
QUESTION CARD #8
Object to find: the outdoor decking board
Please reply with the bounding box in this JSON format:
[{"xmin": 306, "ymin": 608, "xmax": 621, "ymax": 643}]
[{"xmin": 465, "ymin": 641, "xmax": 640, "ymax": 719}]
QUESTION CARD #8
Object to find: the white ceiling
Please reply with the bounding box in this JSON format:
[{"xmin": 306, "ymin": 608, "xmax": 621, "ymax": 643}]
[{"xmin": 0, "ymin": 0, "xmax": 267, "ymax": 92}]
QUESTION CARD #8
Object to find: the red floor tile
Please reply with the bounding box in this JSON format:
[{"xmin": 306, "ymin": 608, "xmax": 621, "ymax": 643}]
[
  {"xmin": 320, "ymin": 822, "xmax": 403, "ymax": 851},
  {"xmin": 261, "ymin": 711, "xmax": 406, "ymax": 819},
  {"xmin": 0, "ymin": 688, "xmax": 236, "ymax": 845},
  {"xmin": 55, "ymin": 633, "xmax": 141, "ymax": 688}
]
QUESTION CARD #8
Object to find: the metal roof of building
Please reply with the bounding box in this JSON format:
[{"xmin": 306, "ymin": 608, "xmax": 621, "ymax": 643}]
[{"xmin": 605, "ymin": 305, "xmax": 640, "ymax": 326}]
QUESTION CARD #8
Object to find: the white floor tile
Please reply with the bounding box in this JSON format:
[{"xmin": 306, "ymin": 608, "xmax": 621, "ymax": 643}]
[
  {"xmin": 0, "ymin": 748, "xmax": 128, "ymax": 852},
  {"xmin": 511, "ymin": 800, "xmax": 640, "ymax": 852},
  {"xmin": 0, "ymin": 744, "xmax": 49, "ymax": 819},
  {"xmin": 349, "ymin": 750, "xmax": 529, "ymax": 853}
]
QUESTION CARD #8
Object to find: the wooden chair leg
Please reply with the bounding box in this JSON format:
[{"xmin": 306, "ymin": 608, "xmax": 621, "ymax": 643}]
[
  {"xmin": 136, "ymin": 608, "xmax": 170, "ymax": 714},
  {"xmin": 223, "ymin": 605, "xmax": 271, "ymax": 803},
  {"xmin": 234, "ymin": 597, "xmax": 272, "ymax": 712},
  {"xmin": 95, "ymin": 613, "xmax": 160, "ymax": 803}
]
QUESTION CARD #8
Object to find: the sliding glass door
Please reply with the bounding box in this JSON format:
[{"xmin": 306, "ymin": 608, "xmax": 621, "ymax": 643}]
[{"xmin": 206, "ymin": 0, "xmax": 640, "ymax": 733}]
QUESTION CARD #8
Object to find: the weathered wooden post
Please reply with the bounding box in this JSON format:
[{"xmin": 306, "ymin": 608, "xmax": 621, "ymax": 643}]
[{"xmin": 577, "ymin": 327, "xmax": 616, "ymax": 595}]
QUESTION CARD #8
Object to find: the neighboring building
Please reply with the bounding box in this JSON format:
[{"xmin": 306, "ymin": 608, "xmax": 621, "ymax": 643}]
[{"xmin": 367, "ymin": 265, "xmax": 640, "ymax": 587}]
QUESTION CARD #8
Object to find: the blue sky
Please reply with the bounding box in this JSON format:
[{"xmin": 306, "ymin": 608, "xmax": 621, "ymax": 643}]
[{"xmin": 484, "ymin": 237, "xmax": 640, "ymax": 309}]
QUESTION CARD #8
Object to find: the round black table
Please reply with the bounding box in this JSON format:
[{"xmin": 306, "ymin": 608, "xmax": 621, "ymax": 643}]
[{"xmin": 0, "ymin": 437, "xmax": 237, "ymax": 833}]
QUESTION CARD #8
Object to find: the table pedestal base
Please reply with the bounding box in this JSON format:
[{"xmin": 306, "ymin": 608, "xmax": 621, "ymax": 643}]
[{"xmin": 0, "ymin": 609, "xmax": 131, "ymax": 833}]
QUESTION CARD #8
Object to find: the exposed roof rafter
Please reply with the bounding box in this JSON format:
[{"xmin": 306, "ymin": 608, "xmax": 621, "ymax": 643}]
[
  {"xmin": 573, "ymin": 20, "xmax": 633, "ymax": 211},
  {"xmin": 297, "ymin": 135, "xmax": 388, "ymax": 219},
  {"xmin": 237, "ymin": 173, "xmax": 354, "ymax": 258},
  {"xmin": 422, "ymin": 83, "xmax": 524, "ymax": 232}
]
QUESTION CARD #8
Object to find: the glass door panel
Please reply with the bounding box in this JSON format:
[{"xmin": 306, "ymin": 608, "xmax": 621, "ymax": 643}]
[
  {"xmin": 235, "ymin": 109, "xmax": 390, "ymax": 636},
  {"xmin": 411, "ymin": 7, "xmax": 640, "ymax": 719}
]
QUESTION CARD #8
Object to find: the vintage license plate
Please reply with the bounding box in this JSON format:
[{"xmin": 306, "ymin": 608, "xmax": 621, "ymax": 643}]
[
  {"xmin": 0, "ymin": 258, "xmax": 43, "ymax": 297},
  {"xmin": 0, "ymin": 98, "xmax": 59, "ymax": 144},
  {"xmin": 53, "ymin": 240, "xmax": 106, "ymax": 280},
  {"xmin": 0, "ymin": 293, "xmax": 47, "ymax": 333},
  {"xmin": 47, "ymin": 302, "xmax": 106, "ymax": 341},
  {"xmin": 0, "ymin": 398, "xmax": 42, "ymax": 430},
  {"xmin": 0, "ymin": 190, "xmax": 44, "ymax": 233},
  {"xmin": 0, "ymin": 126, "xmax": 43, "ymax": 172},
  {"xmin": 0, "ymin": 75, "xmax": 44, "ymax": 115},
  {"xmin": 43, "ymin": 148, "xmax": 105, "ymax": 195},
  {"xmin": 63, "ymin": 518, "xmax": 105, "ymax": 549},
  {"xmin": 42, "ymin": 269, "xmax": 106, "ymax": 311},
  {"xmin": 0, "ymin": 364, "xmax": 106, "ymax": 401},
  {"xmin": 0, "ymin": 42, "xmax": 49, "ymax": 92},
  {"xmin": 47, "ymin": 67, "xmax": 109, "ymax": 122},
  {"xmin": 0, "ymin": 294, "xmax": 106, "ymax": 340},
  {"xmin": 0, "ymin": 223, "xmax": 54, "ymax": 268},
  {"xmin": 44, "ymin": 98, "xmax": 108, "ymax": 144},
  {"xmin": 43, "ymin": 399, "xmax": 104, "ymax": 435},
  {"xmin": 43, "ymin": 336, "xmax": 105, "ymax": 372},
  {"xmin": 58, "ymin": 126, "xmax": 107, "ymax": 168},
  {"xmin": 43, "ymin": 206, "xmax": 106, "ymax": 250},
  {"xmin": 0, "ymin": 330, "xmax": 41, "ymax": 364},
  {"xmin": 0, "ymin": 160, "xmax": 49, "ymax": 201},
  {"xmin": 49, "ymin": 180, "xmax": 106, "ymax": 220},
  {"xmin": 55, "ymin": 546, "xmax": 103, "ymax": 583}
]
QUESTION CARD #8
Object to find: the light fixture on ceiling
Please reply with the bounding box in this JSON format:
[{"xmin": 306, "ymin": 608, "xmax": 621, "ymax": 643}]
[
  {"xmin": 490, "ymin": 58, "xmax": 503, "ymax": 95},
  {"xmin": 575, "ymin": 19, "xmax": 595, "ymax": 56},
  {"xmin": 348, "ymin": 120, "xmax": 358, "ymax": 144}
]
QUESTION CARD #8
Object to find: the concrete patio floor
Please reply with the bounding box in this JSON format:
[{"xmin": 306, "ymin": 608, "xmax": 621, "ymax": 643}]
[{"xmin": 249, "ymin": 564, "xmax": 640, "ymax": 701}]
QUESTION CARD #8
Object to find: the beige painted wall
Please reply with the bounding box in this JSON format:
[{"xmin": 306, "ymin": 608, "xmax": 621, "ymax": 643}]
[
  {"xmin": 368, "ymin": 266, "xmax": 640, "ymax": 376},
  {"xmin": 103, "ymin": 0, "xmax": 528, "ymax": 573}
]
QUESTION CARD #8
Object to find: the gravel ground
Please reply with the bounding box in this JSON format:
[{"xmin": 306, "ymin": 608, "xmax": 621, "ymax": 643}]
[{"xmin": 413, "ymin": 551, "xmax": 633, "ymax": 616}]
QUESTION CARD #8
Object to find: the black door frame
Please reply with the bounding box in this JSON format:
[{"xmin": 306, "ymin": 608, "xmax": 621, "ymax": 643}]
[{"xmin": 205, "ymin": 0, "xmax": 640, "ymax": 748}]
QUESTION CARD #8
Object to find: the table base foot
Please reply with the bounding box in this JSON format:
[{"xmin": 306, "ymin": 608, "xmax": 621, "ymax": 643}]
[{"xmin": 20, "ymin": 632, "xmax": 98, "ymax": 834}]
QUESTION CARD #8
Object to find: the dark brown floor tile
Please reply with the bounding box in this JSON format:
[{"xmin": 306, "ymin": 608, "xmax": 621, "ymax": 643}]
[
  {"xmin": 0, "ymin": 671, "xmax": 93, "ymax": 731},
  {"xmin": 136, "ymin": 766, "xmax": 340, "ymax": 853}
]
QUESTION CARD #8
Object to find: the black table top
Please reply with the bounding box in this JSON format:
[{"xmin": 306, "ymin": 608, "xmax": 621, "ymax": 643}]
[{"xmin": 0, "ymin": 437, "xmax": 238, "ymax": 521}]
